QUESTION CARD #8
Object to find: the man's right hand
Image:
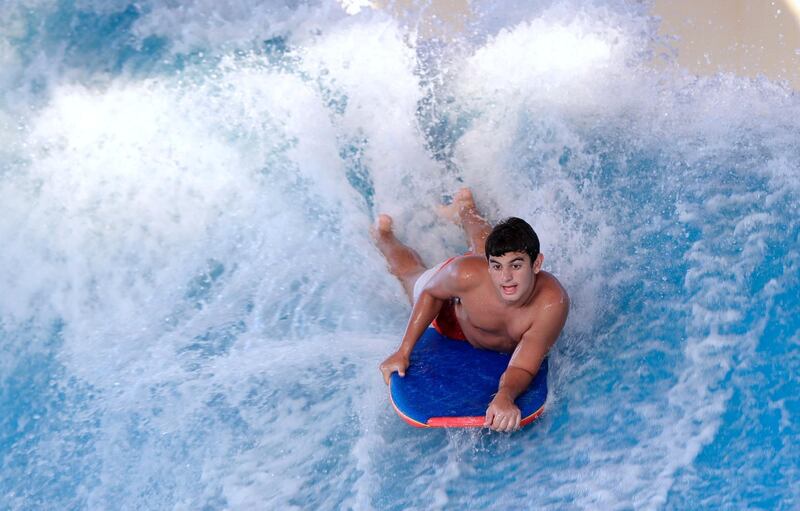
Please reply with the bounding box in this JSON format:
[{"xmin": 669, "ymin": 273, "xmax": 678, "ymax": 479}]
[{"xmin": 379, "ymin": 351, "xmax": 410, "ymax": 385}]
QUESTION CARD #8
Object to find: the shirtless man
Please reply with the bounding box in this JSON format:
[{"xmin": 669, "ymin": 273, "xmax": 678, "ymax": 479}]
[{"xmin": 374, "ymin": 188, "xmax": 569, "ymax": 432}]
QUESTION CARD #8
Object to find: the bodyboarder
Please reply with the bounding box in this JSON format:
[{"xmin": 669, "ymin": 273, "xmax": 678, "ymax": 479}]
[{"xmin": 373, "ymin": 188, "xmax": 569, "ymax": 432}]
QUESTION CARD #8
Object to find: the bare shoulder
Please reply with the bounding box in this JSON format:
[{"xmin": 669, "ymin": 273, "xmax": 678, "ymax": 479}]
[
  {"xmin": 426, "ymin": 254, "xmax": 486, "ymax": 296},
  {"xmin": 516, "ymin": 271, "xmax": 569, "ymax": 349},
  {"xmin": 450, "ymin": 255, "xmax": 488, "ymax": 281},
  {"xmin": 438, "ymin": 255, "xmax": 486, "ymax": 290},
  {"xmin": 535, "ymin": 271, "xmax": 570, "ymax": 315}
]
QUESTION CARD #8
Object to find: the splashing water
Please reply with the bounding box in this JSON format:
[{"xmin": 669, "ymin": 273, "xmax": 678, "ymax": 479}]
[{"xmin": 1, "ymin": 1, "xmax": 798, "ymax": 509}]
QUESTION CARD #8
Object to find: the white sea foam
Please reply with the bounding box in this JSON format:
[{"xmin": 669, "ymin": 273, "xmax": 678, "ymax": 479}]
[
  {"xmin": 297, "ymin": 15, "xmax": 454, "ymax": 259},
  {"xmin": 130, "ymin": 0, "xmax": 347, "ymax": 54},
  {"xmin": 77, "ymin": 332, "xmax": 394, "ymax": 508}
]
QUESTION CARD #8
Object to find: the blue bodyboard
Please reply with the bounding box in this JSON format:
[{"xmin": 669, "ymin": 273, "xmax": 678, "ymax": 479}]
[{"xmin": 389, "ymin": 327, "xmax": 548, "ymax": 428}]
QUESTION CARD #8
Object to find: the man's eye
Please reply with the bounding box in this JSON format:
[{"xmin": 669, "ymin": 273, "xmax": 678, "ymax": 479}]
[{"xmin": 512, "ymin": 264, "xmax": 521, "ymax": 269}]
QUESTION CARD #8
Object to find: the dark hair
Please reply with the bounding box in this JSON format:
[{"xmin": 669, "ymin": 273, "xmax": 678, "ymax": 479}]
[{"xmin": 485, "ymin": 217, "xmax": 540, "ymax": 263}]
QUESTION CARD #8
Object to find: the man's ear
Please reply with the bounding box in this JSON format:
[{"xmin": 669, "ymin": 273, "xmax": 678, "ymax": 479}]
[{"xmin": 533, "ymin": 253, "xmax": 544, "ymax": 273}]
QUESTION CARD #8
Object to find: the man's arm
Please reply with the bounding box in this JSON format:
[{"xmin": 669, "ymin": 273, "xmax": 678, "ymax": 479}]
[
  {"xmin": 379, "ymin": 258, "xmax": 478, "ymax": 384},
  {"xmin": 485, "ymin": 291, "xmax": 569, "ymax": 431}
]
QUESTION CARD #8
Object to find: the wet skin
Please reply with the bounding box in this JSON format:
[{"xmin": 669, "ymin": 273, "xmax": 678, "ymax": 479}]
[{"xmin": 380, "ymin": 251, "xmax": 569, "ymax": 432}]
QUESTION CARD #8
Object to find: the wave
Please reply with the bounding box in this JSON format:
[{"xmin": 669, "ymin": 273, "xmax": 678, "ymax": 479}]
[{"xmin": 1, "ymin": 1, "xmax": 798, "ymax": 509}]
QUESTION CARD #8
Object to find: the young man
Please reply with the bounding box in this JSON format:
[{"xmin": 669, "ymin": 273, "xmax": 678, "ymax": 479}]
[{"xmin": 373, "ymin": 188, "xmax": 569, "ymax": 432}]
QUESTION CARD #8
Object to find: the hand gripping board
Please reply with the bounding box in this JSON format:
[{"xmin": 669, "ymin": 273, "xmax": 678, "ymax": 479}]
[{"xmin": 389, "ymin": 327, "xmax": 547, "ymax": 428}]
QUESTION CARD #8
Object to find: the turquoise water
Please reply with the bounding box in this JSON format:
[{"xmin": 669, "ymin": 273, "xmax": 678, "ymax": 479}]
[{"xmin": 1, "ymin": 1, "xmax": 799, "ymax": 509}]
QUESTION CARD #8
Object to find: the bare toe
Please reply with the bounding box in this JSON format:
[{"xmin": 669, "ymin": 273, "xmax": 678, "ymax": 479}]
[
  {"xmin": 438, "ymin": 187, "xmax": 476, "ymax": 224},
  {"xmin": 371, "ymin": 214, "xmax": 394, "ymax": 240},
  {"xmin": 454, "ymin": 187, "xmax": 476, "ymax": 209},
  {"xmin": 376, "ymin": 214, "xmax": 393, "ymax": 233},
  {"xmin": 454, "ymin": 187, "xmax": 474, "ymax": 204}
]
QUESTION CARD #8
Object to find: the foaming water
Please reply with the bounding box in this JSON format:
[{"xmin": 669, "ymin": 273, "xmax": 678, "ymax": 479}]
[{"xmin": 1, "ymin": 1, "xmax": 799, "ymax": 509}]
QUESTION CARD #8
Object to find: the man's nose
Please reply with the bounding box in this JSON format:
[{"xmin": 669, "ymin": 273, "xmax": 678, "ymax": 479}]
[{"xmin": 502, "ymin": 268, "xmax": 513, "ymax": 281}]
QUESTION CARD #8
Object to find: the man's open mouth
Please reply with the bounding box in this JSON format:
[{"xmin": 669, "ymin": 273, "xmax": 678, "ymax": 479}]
[{"xmin": 501, "ymin": 285, "xmax": 517, "ymax": 295}]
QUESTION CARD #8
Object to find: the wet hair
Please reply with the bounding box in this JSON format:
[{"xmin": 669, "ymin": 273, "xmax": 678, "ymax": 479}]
[{"xmin": 485, "ymin": 217, "xmax": 540, "ymax": 264}]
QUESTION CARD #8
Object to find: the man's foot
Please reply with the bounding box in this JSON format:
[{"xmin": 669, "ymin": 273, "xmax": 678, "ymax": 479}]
[
  {"xmin": 437, "ymin": 187, "xmax": 477, "ymax": 225},
  {"xmin": 371, "ymin": 214, "xmax": 394, "ymax": 242},
  {"xmin": 438, "ymin": 187, "xmax": 492, "ymax": 255},
  {"xmin": 370, "ymin": 213, "xmax": 426, "ymax": 303}
]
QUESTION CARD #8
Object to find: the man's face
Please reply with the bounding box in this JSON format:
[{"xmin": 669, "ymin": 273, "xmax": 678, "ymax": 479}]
[{"xmin": 487, "ymin": 251, "xmax": 541, "ymax": 303}]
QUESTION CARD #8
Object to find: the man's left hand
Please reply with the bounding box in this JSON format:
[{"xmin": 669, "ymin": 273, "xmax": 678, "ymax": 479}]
[{"xmin": 484, "ymin": 393, "xmax": 521, "ymax": 432}]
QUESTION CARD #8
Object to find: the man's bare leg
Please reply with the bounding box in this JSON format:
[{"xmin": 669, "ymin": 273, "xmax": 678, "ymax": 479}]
[
  {"xmin": 438, "ymin": 187, "xmax": 492, "ymax": 256},
  {"xmin": 371, "ymin": 214, "xmax": 427, "ymax": 303}
]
